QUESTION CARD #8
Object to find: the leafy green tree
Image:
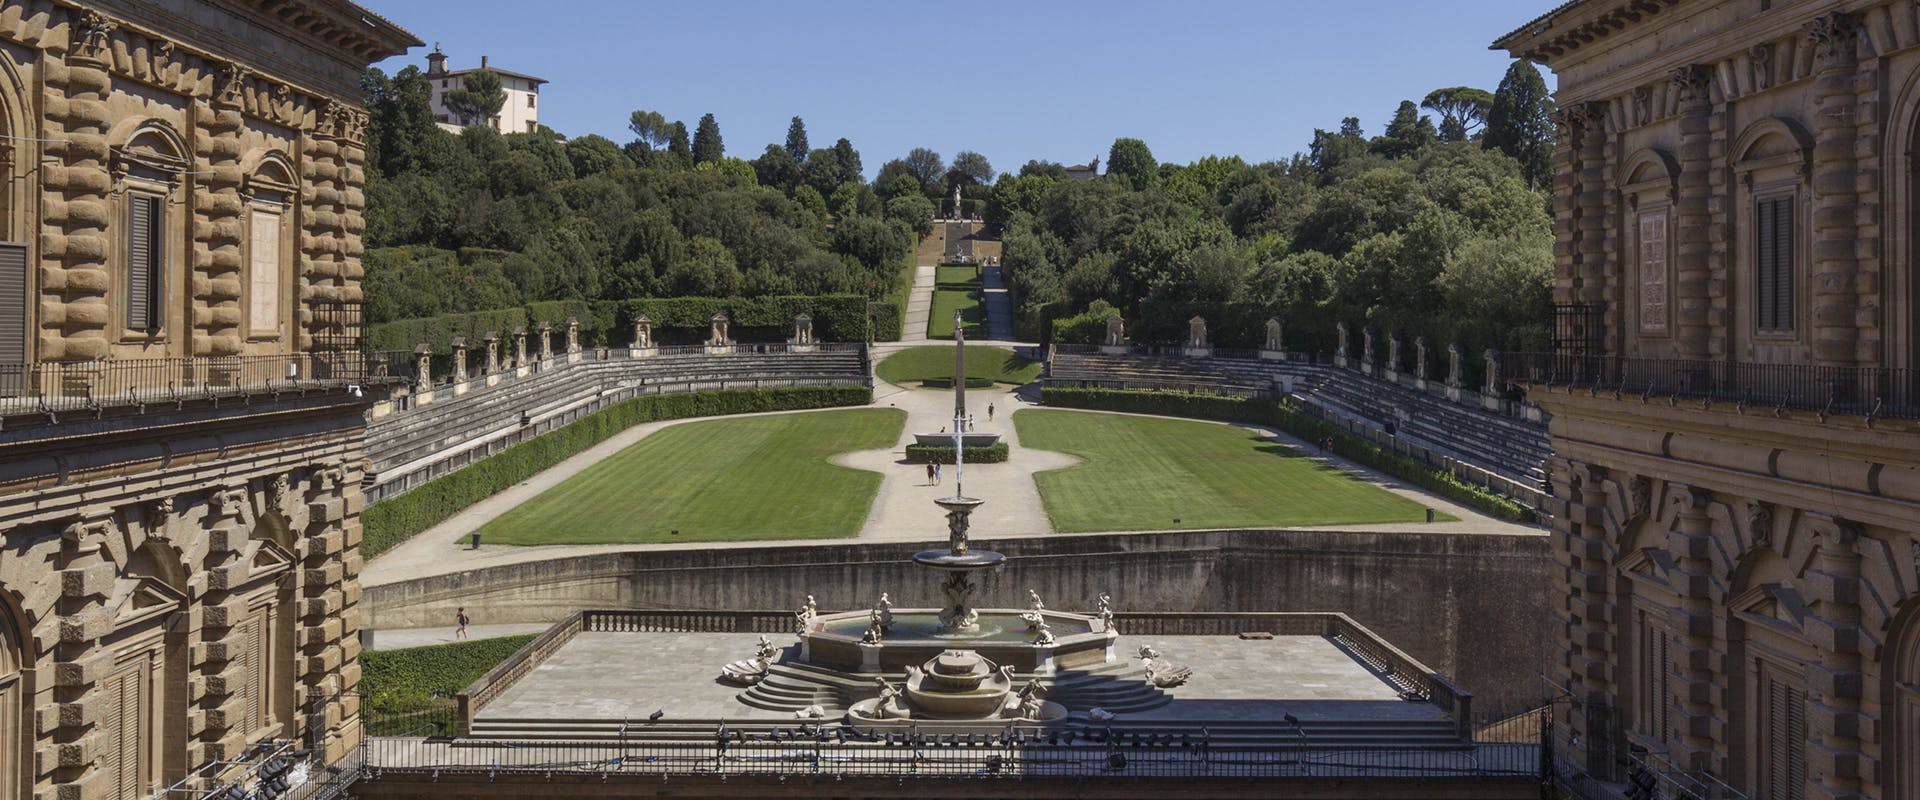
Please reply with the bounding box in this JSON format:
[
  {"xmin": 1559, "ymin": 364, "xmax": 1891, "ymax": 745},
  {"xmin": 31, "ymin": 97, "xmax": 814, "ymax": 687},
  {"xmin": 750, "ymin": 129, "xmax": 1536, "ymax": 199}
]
[
  {"xmin": 832, "ymin": 138, "xmax": 863, "ymax": 184},
  {"xmin": 886, "ymin": 195, "xmax": 936, "ymax": 237},
  {"xmin": 752, "ymin": 144, "xmax": 802, "ymax": 190},
  {"xmin": 692, "ymin": 113, "xmax": 724, "ymax": 164},
  {"xmin": 1106, "ymin": 138, "xmax": 1159, "ymax": 190},
  {"xmin": 627, "ymin": 110, "xmax": 671, "ymax": 151},
  {"xmin": 564, "ymin": 134, "xmax": 629, "ymax": 177},
  {"xmin": 1483, "ymin": 61, "xmax": 1555, "ymax": 188},
  {"xmin": 1019, "ymin": 160, "xmax": 1069, "ymax": 180},
  {"xmin": 668, "ymin": 121, "xmax": 692, "ymax": 164},
  {"xmin": 1422, "ymin": 87, "xmax": 1494, "ymax": 142},
  {"xmin": 445, "ymin": 68, "xmax": 507, "ymax": 127},
  {"xmin": 1371, "ymin": 101, "xmax": 1438, "ymax": 159},
  {"xmin": 1308, "ymin": 117, "xmax": 1367, "ymax": 177},
  {"xmin": 785, "ymin": 116, "xmax": 810, "ymax": 164},
  {"xmin": 948, "ymin": 151, "xmax": 994, "ymax": 188},
  {"xmin": 903, "ymin": 148, "xmax": 944, "ymax": 195}
]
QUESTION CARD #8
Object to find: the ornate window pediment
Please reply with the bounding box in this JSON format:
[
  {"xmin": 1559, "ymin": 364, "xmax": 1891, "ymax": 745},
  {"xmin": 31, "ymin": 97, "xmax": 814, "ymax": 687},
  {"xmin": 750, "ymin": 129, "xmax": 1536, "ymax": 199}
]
[
  {"xmin": 1620, "ymin": 547, "xmax": 1677, "ymax": 590},
  {"xmin": 108, "ymin": 119, "xmax": 189, "ymax": 193},
  {"xmin": 108, "ymin": 575, "xmax": 185, "ymax": 631},
  {"xmin": 233, "ymin": 539, "xmax": 296, "ymax": 588},
  {"xmin": 1732, "ymin": 582, "xmax": 1807, "ymax": 634}
]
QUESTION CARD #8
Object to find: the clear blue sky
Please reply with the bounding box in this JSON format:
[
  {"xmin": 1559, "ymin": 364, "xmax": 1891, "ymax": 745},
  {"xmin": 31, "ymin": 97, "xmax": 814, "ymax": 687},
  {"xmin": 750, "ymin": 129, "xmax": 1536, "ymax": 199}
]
[{"xmin": 368, "ymin": 0, "xmax": 1557, "ymax": 179}]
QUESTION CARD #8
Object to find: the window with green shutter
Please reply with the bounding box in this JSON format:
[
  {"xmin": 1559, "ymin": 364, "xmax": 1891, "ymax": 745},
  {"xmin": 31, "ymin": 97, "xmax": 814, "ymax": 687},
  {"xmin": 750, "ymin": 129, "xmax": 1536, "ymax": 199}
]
[
  {"xmin": 1756, "ymin": 196, "xmax": 1794, "ymax": 332},
  {"xmin": 126, "ymin": 193, "xmax": 163, "ymax": 332}
]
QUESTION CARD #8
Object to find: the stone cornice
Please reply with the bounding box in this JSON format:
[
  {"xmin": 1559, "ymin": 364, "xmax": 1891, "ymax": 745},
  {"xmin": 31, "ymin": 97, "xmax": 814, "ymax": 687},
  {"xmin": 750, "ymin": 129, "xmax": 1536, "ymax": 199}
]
[{"xmin": 1492, "ymin": 0, "xmax": 1683, "ymax": 62}]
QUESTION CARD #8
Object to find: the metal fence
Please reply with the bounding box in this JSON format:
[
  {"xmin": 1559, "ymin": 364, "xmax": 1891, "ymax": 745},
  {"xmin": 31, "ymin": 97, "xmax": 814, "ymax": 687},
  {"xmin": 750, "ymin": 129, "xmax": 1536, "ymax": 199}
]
[
  {"xmin": 0, "ymin": 351, "xmax": 394, "ymax": 417},
  {"xmin": 1502, "ymin": 351, "xmax": 1920, "ymax": 419},
  {"xmin": 359, "ymin": 734, "xmax": 1544, "ymax": 781}
]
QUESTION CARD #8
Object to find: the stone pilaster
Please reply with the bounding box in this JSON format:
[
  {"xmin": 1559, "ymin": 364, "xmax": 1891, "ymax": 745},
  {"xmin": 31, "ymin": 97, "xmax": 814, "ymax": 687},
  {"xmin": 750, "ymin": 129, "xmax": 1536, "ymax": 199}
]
[
  {"xmin": 191, "ymin": 64, "xmax": 247, "ymax": 356},
  {"xmin": 1663, "ymin": 487, "xmax": 1721, "ymax": 772},
  {"xmin": 299, "ymin": 102, "xmax": 354, "ymax": 352},
  {"xmin": 38, "ymin": 10, "xmax": 117, "ymax": 361},
  {"xmin": 1807, "ymin": 13, "xmax": 1863, "ymax": 365},
  {"xmin": 1803, "ymin": 517, "xmax": 1866, "ymax": 800},
  {"xmin": 1561, "ymin": 462, "xmax": 1619, "ymax": 776},
  {"xmin": 192, "ymin": 488, "xmax": 251, "ymax": 765},
  {"xmin": 1570, "ymin": 102, "xmax": 1611, "ymax": 326},
  {"xmin": 299, "ymin": 463, "xmax": 363, "ymax": 763},
  {"xmin": 1672, "ymin": 65, "xmax": 1715, "ymax": 359}
]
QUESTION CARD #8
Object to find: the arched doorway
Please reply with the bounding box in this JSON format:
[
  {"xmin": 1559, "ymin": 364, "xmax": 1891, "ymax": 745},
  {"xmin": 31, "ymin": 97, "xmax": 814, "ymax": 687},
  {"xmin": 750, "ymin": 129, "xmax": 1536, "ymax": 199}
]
[{"xmin": 1888, "ymin": 600, "xmax": 1920, "ymax": 800}]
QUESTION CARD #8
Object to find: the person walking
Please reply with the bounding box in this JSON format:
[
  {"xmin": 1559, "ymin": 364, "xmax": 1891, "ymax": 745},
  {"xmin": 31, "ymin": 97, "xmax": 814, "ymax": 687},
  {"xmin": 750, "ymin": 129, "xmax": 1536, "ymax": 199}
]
[
  {"xmin": 926, "ymin": 462, "xmax": 936, "ymax": 485},
  {"xmin": 455, "ymin": 607, "xmax": 471, "ymax": 640},
  {"xmin": 933, "ymin": 462, "xmax": 942, "ymax": 486},
  {"xmin": 987, "ymin": 403, "xmax": 995, "ymax": 421}
]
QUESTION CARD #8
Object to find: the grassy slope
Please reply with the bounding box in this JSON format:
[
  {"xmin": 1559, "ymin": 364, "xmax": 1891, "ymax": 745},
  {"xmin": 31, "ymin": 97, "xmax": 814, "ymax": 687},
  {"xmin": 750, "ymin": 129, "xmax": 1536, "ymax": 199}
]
[
  {"xmin": 876, "ymin": 345, "xmax": 1040, "ymax": 386},
  {"xmin": 928, "ymin": 289, "xmax": 984, "ymax": 339},
  {"xmin": 936, "ymin": 265, "xmax": 981, "ymax": 286},
  {"xmin": 1014, "ymin": 409, "xmax": 1444, "ymax": 533},
  {"xmin": 476, "ymin": 408, "xmax": 904, "ymax": 545}
]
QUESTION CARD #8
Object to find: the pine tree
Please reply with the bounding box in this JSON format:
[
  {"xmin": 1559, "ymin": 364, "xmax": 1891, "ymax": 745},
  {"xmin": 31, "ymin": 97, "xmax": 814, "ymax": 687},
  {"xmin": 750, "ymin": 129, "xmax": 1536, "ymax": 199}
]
[
  {"xmin": 785, "ymin": 117, "xmax": 809, "ymax": 164},
  {"xmin": 1483, "ymin": 61, "xmax": 1556, "ymax": 188},
  {"xmin": 1372, "ymin": 100, "xmax": 1437, "ymax": 159},
  {"xmin": 692, "ymin": 112, "xmax": 723, "ymax": 164}
]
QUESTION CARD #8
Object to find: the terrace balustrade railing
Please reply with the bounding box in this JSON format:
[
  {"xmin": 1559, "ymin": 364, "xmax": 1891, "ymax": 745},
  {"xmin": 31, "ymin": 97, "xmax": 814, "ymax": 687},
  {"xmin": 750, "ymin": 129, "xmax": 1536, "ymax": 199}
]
[
  {"xmin": 358, "ymin": 735, "xmax": 1545, "ymax": 781},
  {"xmin": 0, "ymin": 351, "xmax": 398, "ymax": 420},
  {"xmin": 1502, "ymin": 351, "xmax": 1920, "ymax": 420}
]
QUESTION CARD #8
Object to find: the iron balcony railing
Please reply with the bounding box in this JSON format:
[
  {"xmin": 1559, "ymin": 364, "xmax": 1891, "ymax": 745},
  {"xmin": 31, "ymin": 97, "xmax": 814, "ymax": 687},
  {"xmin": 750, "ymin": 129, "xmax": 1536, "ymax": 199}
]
[
  {"xmin": 0, "ymin": 351, "xmax": 397, "ymax": 418},
  {"xmin": 1501, "ymin": 352, "xmax": 1920, "ymax": 420}
]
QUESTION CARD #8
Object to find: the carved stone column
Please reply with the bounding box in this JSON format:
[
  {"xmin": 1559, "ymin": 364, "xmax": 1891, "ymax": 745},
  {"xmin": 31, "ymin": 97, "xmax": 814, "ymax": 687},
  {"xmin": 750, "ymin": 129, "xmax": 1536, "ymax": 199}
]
[
  {"xmin": 194, "ymin": 489, "xmax": 253, "ymax": 763},
  {"xmin": 538, "ymin": 322, "xmax": 553, "ymax": 361},
  {"xmin": 513, "ymin": 328, "xmax": 528, "ymax": 368},
  {"xmin": 564, "ymin": 317, "xmax": 580, "ymax": 355},
  {"xmin": 1672, "ymin": 65, "xmax": 1715, "ymax": 358},
  {"xmin": 1807, "ymin": 12, "xmax": 1865, "ymax": 365},
  {"xmin": 44, "ymin": 516, "xmax": 115, "ymax": 794},
  {"xmin": 1570, "ymin": 102, "xmax": 1612, "ymax": 340},
  {"xmin": 483, "ymin": 332, "xmax": 500, "ymax": 374},
  {"xmin": 1562, "ymin": 464, "xmax": 1621, "ymax": 777},
  {"xmin": 1804, "ymin": 516, "xmax": 1867, "ymax": 800}
]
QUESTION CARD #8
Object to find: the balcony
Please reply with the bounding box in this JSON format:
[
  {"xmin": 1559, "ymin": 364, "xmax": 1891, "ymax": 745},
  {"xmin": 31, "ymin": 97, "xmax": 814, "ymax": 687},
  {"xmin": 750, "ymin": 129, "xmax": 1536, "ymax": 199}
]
[
  {"xmin": 0, "ymin": 351, "xmax": 400, "ymax": 427},
  {"xmin": 1500, "ymin": 352, "xmax": 1920, "ymax": 421}
]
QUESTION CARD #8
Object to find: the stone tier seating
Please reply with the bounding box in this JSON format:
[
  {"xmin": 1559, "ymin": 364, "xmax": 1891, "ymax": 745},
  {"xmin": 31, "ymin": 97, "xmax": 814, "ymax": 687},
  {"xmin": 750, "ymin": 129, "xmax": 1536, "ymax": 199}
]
[
  {"xmin": 1045, "ymin": 351, "xmax": 1550, "ymax": 493},
  {"xmin": 364, "ymin": 347, "xmax": 869, "ymax": 503},
  {"xmin": 943, "ymin": 222, "xmax": 973, "ymax": 261}
]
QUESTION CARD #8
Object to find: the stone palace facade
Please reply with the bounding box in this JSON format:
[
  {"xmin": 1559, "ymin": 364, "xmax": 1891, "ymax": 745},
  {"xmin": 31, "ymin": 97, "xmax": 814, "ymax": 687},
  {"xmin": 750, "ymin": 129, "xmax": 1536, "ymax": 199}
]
[
  {"xmin": 1498, "ymin": 1, "xmax": 1920, "ymax": 798},
  {"xmin": 0, "ymin": 2, "xmax": 414, "ymax": 799}
]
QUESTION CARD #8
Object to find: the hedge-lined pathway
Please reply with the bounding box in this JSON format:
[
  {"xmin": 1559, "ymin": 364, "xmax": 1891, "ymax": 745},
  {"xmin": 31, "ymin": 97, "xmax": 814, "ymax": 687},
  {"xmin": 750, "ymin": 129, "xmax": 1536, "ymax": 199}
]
[{"xmin": 362, "ymin": 361, "xmax": 1537, "ymax": 588}]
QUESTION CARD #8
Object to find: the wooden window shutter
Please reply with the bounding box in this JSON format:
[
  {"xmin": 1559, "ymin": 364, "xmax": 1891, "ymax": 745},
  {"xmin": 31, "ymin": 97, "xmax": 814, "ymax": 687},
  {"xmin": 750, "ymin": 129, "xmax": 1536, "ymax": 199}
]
[
  {"xmin": 126, "ymin": 195, "xmax": 162, "ymax": 331},
  {"xmin": 1756, "ymin": 197, "xmax": 1794, "ymax": 331},
  {"xmin": 0, "ymin": 243, "xmax": 25, "ymax": 366},
  {"xmin": 241, "ymin": 616, "xmax": 262, "ymax": 733}
]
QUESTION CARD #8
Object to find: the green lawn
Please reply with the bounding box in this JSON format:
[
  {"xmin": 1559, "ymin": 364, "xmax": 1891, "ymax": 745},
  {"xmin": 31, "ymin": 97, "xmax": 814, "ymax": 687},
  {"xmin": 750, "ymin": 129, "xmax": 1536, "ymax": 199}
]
[
  {"xmin": 475, "ymin": 408, "xmax": 904, "ymax": 545},
  {"xmin": 936, "ymin": 265, "xmax": 981, "ymax": 286},
  {"xmin": 1014, "ymin": 409, "xmax": 1450, "ymax": 533},
  {"xmin": 929, "ymin": 289, "xmax": 984, "ymax": 339},
  {"xmin": 877, "ymin": 345, "xmax": 1041, "ymax": 386}
]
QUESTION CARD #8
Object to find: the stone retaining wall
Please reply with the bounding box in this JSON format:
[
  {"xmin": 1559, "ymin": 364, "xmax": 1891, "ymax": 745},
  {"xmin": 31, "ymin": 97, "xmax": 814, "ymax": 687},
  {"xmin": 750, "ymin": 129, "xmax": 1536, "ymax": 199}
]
[{"xmin": 365, "ymin": 528, "xmax": 1552, "ymax": 712}]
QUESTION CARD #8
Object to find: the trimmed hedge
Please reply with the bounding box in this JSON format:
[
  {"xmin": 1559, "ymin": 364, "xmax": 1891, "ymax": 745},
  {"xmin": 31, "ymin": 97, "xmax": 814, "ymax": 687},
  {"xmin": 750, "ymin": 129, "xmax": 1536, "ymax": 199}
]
[
  {"xmin": 361, "ymin": 386, "xmax": 873, "ymax": 558},
  {"xmin": 1039, "ymin": 387, "xmax": 1534, "ymax": 522},
  {"xmin": 619, "ymin": 295, "xmax": 869, "ymax": 343},
  {"xmin": 919, "ymin": 377, "xmax": 995, "ymax": 389},
  {"xmin": 361, "ymin": 634, "xmax": 537, "ymax": 736},
  {"xmin": 904, "ymin": 442, "xmax": 1009, "ymax": 464}
]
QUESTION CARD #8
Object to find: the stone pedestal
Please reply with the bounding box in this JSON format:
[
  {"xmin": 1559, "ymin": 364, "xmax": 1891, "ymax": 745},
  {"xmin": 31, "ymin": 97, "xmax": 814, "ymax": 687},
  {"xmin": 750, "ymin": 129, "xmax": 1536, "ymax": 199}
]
[
  {"xmin": 1182, "ymin": 346, "xmax": 1213, "ymax": 358},
  {"xmin": 1259, "ymin": 349, "xmax": 1285, "ymax": 361},
  {"xmin": 1099, "ymin": 344, "xmax": 1130, "ymax": 355}
]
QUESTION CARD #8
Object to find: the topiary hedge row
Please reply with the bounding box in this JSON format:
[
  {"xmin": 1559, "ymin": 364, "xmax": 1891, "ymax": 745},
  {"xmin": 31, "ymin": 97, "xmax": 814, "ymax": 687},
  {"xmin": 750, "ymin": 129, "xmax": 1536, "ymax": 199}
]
[
  {"xmin": 361, "ymin": 634, "xmax": 538, "ymax": 736},
  {"xmin": 904, "ymin": 442, "xmax": 1010, "ymax": 464},
  {"xmin": 1039, "ymin": 387, "xmax": 1535, "ymax": 522},
  {"xmin": 360, "ymin": 386, "xmax": 873, "ymax": 558}
]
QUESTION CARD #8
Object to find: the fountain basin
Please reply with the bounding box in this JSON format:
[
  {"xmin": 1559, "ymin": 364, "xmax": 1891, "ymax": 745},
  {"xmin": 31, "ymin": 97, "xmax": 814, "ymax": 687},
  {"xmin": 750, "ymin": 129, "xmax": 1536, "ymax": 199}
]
[
  {"xmin": 802, "ymin": 610, "xmax": 1111, "ymax": 673},
  {"xmin": 910, "ymin": 549, "xmax": 1005, "ymax": 570},
  {"xmin": 912, "ymin": 431, "xmax": 1002, "ymax": 447}
]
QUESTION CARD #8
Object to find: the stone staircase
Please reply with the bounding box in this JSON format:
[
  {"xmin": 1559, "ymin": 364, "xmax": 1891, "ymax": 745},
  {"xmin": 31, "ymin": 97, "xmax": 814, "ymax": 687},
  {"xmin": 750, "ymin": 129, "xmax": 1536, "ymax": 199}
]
[
  {"xmin": 1045, "ymin": 350, "xmax": 1550, "ymax": 491},
  {"xmin": 364, "ymin": 349, "xmax": 869, "ymax": 502}
]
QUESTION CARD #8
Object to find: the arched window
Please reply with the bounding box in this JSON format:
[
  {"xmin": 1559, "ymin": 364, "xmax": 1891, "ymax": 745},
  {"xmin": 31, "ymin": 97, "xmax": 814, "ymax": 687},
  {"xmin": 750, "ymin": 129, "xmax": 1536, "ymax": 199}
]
[
  {"xmin": 242, "ymin": 153, "xmax": 297, "ymax": 341},
  {"xmin": 0, "ymin": 600, "xmax": 25, "ymax": 800},
  {"xmin": 0, "ymin": 63, "xmax": 28, "ymax": 370},
  {"xmin": 109, "ymin": 121, "xmax": 188, "ymax": 340},
  {"xmin": 1618, "ymin": 149, "xmax": 1679, "ymax": 349},
  {"xmin": 1727, "ymin": 548, "xmax": 1815, "ymax": 799},
  {"xmin": 1729, "ymin": 118, "xmax": 1813, "ymax": 362}
]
